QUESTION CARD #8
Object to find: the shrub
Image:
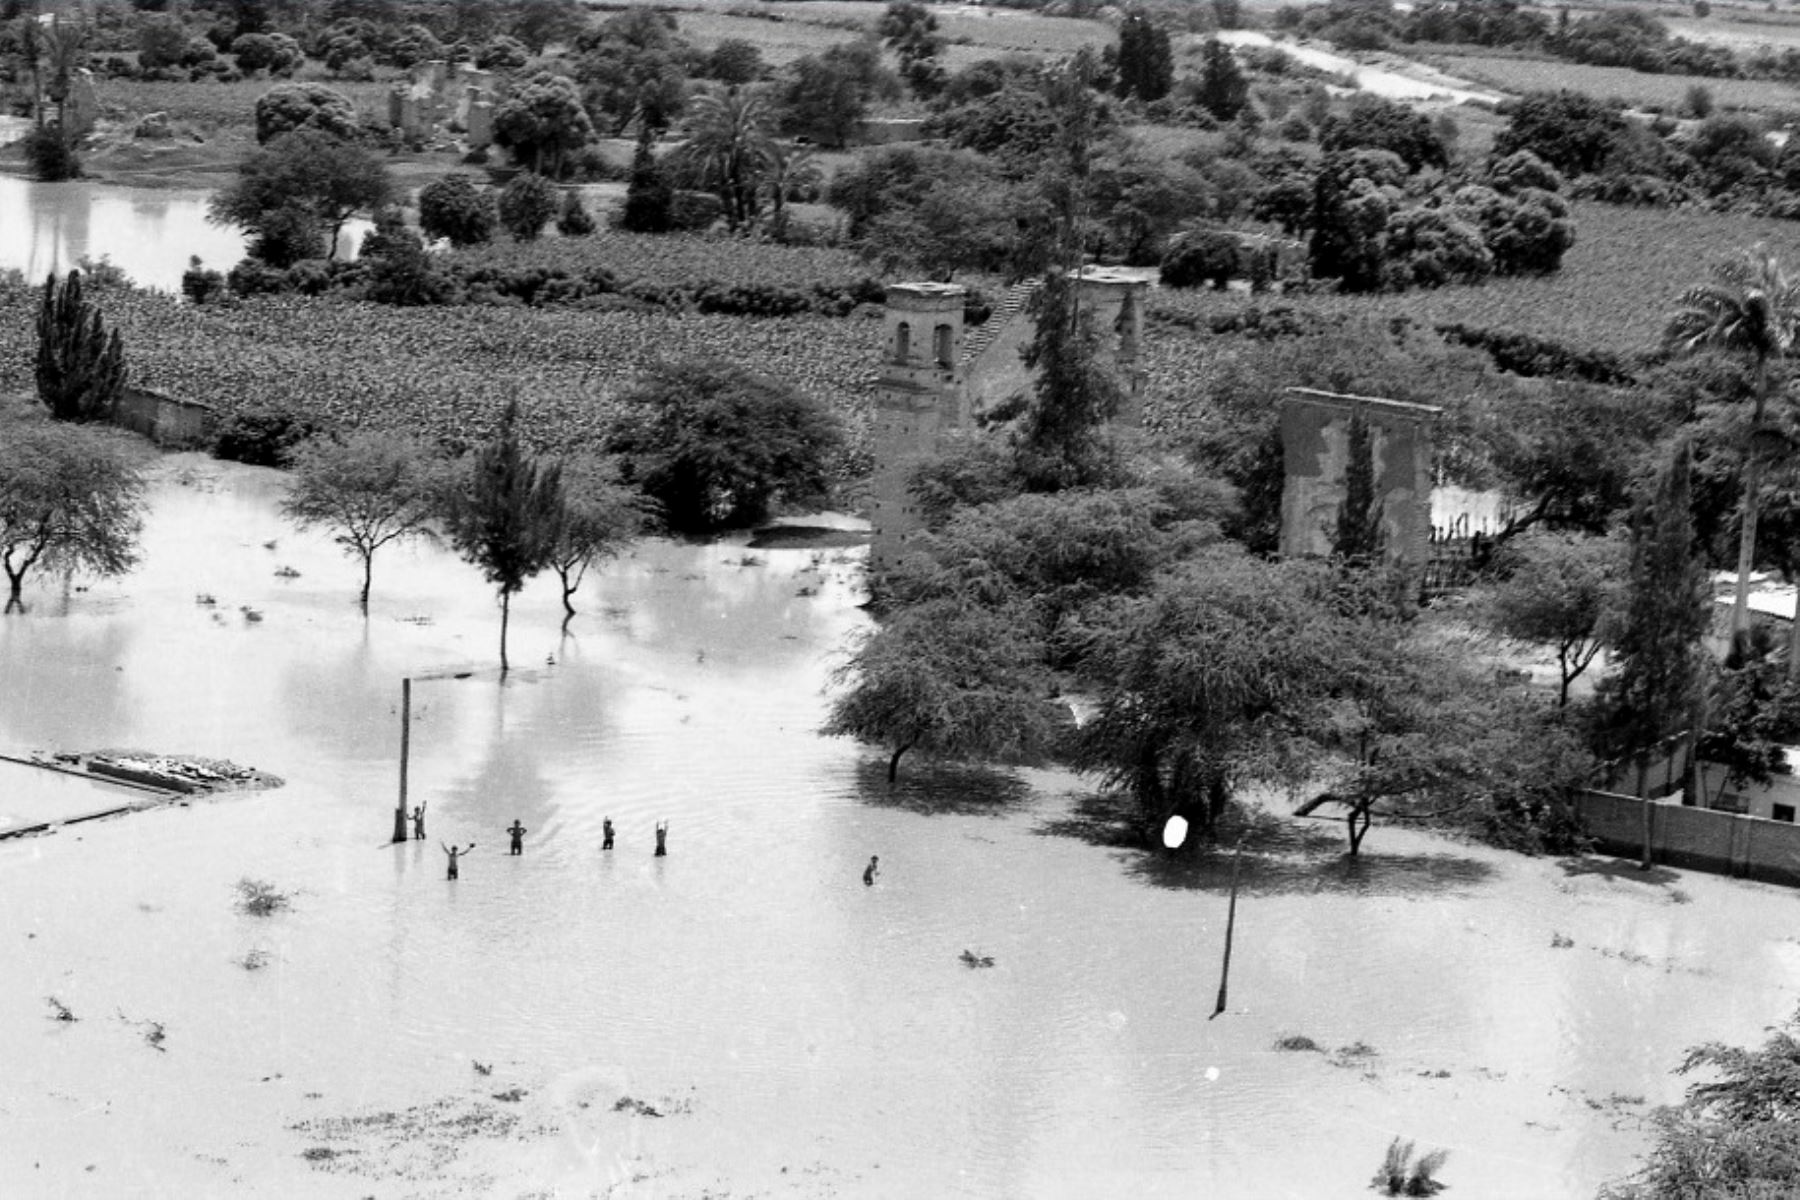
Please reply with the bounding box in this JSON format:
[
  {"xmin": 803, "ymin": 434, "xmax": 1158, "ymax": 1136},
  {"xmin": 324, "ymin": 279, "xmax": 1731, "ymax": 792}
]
[
  {"xmin": 1372, "ymin": 1138, "xmax": 1448, "ymax": 1197},
  {"xmin": 254, "ymin": 82, "xmax": 358, "ymax": 144},
  {"xmin": 181, "ymin": 256, "xmax": 225, "ymax": 305},
  {"xmin": 1162, "ymin": 230, "xmax": 1241, "ymax": 289},
  {"xmin": 23, "ymin": 128, "xmax": 81, "ymax": 182},
  {"xmin": 498, "ymin": 173, "xmax": 558, "ymax": 242},
  {"xmin": 476, "ymin": 35, "xmax": 529, "ymax": 71},
  {"xmin": 669, "ymin": 190, "xmax": 723, "ymax": 233},
  {"xmin": 212, "ymin": 404, "xmax": 330, "ymax": 467},
  {"xmin": 556, "ymin": 190, "xmax": 596, "ymax": 237},
  {"xmin": 418, "ymin": 174, "xmax": 496, "ymax": 247},
  {"xmin": 235, "ymin": 878, "xmax": 291, "ymax": 916}
]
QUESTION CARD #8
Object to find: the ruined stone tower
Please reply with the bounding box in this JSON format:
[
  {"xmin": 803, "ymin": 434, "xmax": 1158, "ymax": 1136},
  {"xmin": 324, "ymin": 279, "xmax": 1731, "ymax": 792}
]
[
  {"xmin": 868, "ymin": 282, "xmax": 967, "ymax": 575},
  {"xmin": 867, "ymin": 270, "xmax": 1150, "ymax": 574}
]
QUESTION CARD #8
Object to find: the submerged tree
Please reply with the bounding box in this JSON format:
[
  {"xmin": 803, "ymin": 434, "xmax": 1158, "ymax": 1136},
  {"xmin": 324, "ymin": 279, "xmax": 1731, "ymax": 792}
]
[
  {"xmin": 824, "ymin": 598, "xmax": 1065, "ymax": 782},
  {"xmin": 1482, "ymin": 530, "xmax": 1624, "ymax": 707},
  {"xmin": 1599, "ymin": 1005, "xmax": 1800, "ymax": 1199},
  {"xmin": 443, "ymin": 401, "xmax": 563, "ymax": 672},
  {"xmin": 0, "ymin": 419, "xmax": 144, "ymax": 608},
  {"xmin": 546, "ymin": 454, "xmax": 647, "ymax": 626},
  {"xmin": 605, "ymin": 358, "xmax": 841, "ymax": 534},
  {"xmin": 1072, "ymin": 549, "xmax": 1366, "ymax": 842},
  {"xmin": 280, "ymin": 431, "xmax": 444, "ymax": 610},
  {"xmin": 36, "ymin": 271, "xmax": 125, "ymax": 424}
]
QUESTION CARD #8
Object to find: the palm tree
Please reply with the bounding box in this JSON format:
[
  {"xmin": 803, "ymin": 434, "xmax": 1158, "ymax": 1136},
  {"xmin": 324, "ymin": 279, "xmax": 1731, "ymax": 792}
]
[
  {"xmin": 1665, "ymin": 245, "xmax": 1800, "ymax": 647},
  {"xmin": 758, "ymin": 140, "xmax": 819, "ymax": 240},
  {"xmin": 41, "ymin": 16, "xmax": 88, "ymax": 134},
  {"xmin": 673, "ymin": 86, "xmax": 775, "ymax": 232}
]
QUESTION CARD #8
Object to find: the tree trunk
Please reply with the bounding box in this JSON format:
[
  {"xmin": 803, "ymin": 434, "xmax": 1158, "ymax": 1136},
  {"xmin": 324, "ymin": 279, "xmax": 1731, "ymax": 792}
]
[
  {"xmin": 1347, "ymin": 806, "xmax": 1371, "ymax": 856},
  {"xmin": 1638, "ymin": 756, "xmax": 1653, "ymax": 870},
  {"xmin": 561, "ymin": 580, "xmax": 576, "ymax": 627},
  {"xmin": 887, "ymin": 740, "xmax": 912, "ymax": 783},
  {"xmin": 499, "ymin": 588, "xmax": 511, "ymax": 674},
  {"xmin": 1557, "ymin": 647, "xmax": 1571, "ymax": 708},
  {"xmin": 1731, "ymin": 360, "xmax": 1771, "ymax": 642},
  {"xmin": 359, "ymin": 555, "xmax": 372, "ymax": 612}
]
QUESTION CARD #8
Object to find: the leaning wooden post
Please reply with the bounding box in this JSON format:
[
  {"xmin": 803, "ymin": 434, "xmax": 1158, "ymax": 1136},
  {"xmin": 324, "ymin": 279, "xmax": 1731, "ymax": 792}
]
[
  {"xmin": 393, "ymin": 676, "xmax": 412, "ymax": 844},
  {"xmin": 1210, "ymin": 840, "xmax": 1245, "ymax": 1020}
]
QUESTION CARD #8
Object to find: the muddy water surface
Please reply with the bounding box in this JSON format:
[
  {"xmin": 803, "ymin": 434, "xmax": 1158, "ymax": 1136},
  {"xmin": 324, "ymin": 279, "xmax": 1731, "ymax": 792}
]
[{"xmin": 2, "ymin": 456, "xmax": 1798, "ymax": 1199}]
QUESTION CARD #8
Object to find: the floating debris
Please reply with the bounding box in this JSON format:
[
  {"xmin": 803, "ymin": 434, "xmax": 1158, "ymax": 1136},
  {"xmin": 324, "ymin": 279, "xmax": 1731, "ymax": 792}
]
[
  {"xmin": 68, "ymin": 749, "xmax": 285, "ymax": 794},
  {"xmin": 959, "ymin": 950, "xmax": 996, "ymax": 969}
]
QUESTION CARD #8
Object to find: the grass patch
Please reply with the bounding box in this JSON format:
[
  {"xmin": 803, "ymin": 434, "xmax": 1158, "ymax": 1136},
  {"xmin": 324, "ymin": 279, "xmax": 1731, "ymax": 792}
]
[
  {"xmin": 1273, "ymin": 1034, "xmax": 1322, "ymax": 1052},
  {"xmin": 236, "ymin": 878, "xmax": 292, "ymax": 917}
]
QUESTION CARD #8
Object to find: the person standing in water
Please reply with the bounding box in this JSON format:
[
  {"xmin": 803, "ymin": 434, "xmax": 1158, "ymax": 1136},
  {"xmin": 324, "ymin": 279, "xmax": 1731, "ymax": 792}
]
[
  {"xmin": 442, "ymin": 842, "xmax": 474, "ymax": 880},
  {"xmin": 602, "ymin": 818, "xmax": 614, "ymax": 851},
  {"xmin": 654, "ymin": 820, "xmax": 668, "ymax": 857},
  {"xmin": 863, "ymin": 856, "xmax": 879, "ymax": 886},
  {"xmin": 412, "ymin": 803, "xmax": 427, "ymax": 841},
  {"xmin": 506, "ymin": 820, "xmax": 527, "ymax": 855}
]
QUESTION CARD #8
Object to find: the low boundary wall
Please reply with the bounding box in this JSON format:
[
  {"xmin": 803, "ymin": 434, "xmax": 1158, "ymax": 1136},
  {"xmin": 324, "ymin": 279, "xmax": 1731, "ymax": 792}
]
[
  {"xmin": 1576, "ymin": 788, "xmax": 1800, "ymax": 886},
  {"xmin": 112, "ymin": 387, "xmax": 215, "ymax": 448}
]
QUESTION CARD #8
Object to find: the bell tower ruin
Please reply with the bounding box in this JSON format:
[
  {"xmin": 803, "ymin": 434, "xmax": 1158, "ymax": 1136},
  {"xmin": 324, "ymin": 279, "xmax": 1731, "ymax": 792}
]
[
  {"xmin": 866, "ymin": 272, "xmax": 1150, "ymax": 574},
  {"xmin": 868, "ymin": 282, "xmax": 967, "ymax": 575}
]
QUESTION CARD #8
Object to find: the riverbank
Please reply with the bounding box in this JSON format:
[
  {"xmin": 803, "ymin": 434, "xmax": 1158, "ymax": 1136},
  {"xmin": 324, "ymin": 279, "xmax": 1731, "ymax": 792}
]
[{"xmin": 1, "ymin": 454, "xmax": 1796, "ymax": 1197}]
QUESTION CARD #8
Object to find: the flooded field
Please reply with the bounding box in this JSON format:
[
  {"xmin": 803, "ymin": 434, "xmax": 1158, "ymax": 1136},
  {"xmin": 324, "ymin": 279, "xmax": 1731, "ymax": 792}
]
[{"xmin": 2, "ymin": 455, "xmax": 1797, "ymax": 1198}]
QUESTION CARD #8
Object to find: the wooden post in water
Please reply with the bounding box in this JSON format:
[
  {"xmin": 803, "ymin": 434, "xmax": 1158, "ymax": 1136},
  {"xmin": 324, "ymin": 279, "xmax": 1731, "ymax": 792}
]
[
  {"xmin": 393, "ymin": 677, "xmax": 412, "ymax": 844},
  {"xmin": 1210, "ymin": 841, "xmax": 1244, "ymax": 1020}
]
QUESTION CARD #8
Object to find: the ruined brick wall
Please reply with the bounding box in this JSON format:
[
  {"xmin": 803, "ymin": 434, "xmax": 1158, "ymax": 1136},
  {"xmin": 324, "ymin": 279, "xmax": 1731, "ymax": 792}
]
[{"xmin": 1278, "ymin": 388, "xmax": 1440, "ymax": 573}]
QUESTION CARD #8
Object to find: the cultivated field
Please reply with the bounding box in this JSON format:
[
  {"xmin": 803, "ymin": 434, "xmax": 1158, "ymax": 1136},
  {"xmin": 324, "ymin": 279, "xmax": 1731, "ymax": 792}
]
[
  {"xmin": 0, "ymin": 285, "xmax": 886, "ymax": 457},
  {"xmin": 1150, "ymin": 201, "xmax": 1800, "ymax": 358},
  {"xmin": 1428, "ymin": 50, "xmax": 1800, "ymax": 112}
]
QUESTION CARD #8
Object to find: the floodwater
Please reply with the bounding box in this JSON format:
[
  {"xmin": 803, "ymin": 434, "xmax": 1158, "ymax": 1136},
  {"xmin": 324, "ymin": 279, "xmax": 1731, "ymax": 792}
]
[
  {"xmin": 0, "ymin": 175, "xmax": 365, "ymax": 293},
  {"xmin": 2, "ymin": 455, "xmax": 1798, "ymax": 1199},
  {"xmin": 1215, "ymin": 30, "xmax": 1507, "ymax": 106}
]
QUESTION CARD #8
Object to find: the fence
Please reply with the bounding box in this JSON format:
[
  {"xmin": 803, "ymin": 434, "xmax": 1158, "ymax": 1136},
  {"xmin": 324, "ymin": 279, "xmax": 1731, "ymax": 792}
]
[{"xmin": 1576, "ymin": 788, "xmax": 1800, "ymax": 886}]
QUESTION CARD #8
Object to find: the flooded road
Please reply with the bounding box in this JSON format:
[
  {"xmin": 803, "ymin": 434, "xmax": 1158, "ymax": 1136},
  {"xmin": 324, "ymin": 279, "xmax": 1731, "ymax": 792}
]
[{"xmin": 1, "ymin": 455, "xmax": 1796, "ymax": 1198}]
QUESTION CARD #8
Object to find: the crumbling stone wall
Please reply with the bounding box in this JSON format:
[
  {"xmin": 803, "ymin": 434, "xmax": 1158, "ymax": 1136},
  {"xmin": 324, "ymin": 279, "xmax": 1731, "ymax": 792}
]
[{"xmin": 1278, "ymin": 387, "xmax": 1440, "ymax": 574}]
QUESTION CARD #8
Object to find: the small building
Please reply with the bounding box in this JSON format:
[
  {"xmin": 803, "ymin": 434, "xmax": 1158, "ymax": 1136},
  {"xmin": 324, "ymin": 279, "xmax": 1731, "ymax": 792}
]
[{"xmin": 1699, "ymin": 750, "xmax": 1800, "ymax": 824}]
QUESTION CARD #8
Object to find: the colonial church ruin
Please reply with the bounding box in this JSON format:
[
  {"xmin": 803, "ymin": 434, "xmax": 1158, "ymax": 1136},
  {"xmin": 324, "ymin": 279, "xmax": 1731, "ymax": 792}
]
[
  {"xmin": 868, "ymin": 268, "xmax": 1148, "ymax": 571},
  {"xmin": 867, "ymin": 277, "xmax": 1452, "ymax": 591}
]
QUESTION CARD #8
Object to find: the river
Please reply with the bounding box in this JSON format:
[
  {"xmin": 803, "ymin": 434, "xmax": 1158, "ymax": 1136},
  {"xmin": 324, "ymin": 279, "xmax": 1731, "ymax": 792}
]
[{"xmin": 0, "ymin": 454, "xmax": 1795, "ymax": 1198}]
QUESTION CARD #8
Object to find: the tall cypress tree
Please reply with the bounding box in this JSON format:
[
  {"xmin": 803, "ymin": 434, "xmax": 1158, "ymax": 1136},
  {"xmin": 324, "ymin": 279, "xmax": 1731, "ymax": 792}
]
[
  {"xmin": 1595, "ymin": 436, "xmax": 1710, "ymax": 859},
  {"xmin": 619, "ymin": 122, "xmax": 673, "ymax": 234},
  {"xmin": 36, "ymin": 271, "xmax": 126, "ymax": 423},
  {"xmin": 1115, "ymin": 10, "xmax": 1173, "ymax": 103},
  {"xmin": 1333, "ymin": 406, "xmax": 1384, "ymax": 565},
  {"xmin": 445, "ymin": 400, "xmax": 563, "ymax": 673},
  {"xmin": 1014, "ymin": 50, "xmax": 1122, "ymax": 493}
]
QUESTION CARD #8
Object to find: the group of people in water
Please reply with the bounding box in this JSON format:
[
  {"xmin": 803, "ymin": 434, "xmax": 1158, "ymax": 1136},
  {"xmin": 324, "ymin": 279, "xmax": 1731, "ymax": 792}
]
[
  {"xmin": 411, "ymin": 802, "xmax": 672, "ymax": 879},
  {"xmin": 410, "ymin": 802, "xmax": 878, "ymax": 885}
]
